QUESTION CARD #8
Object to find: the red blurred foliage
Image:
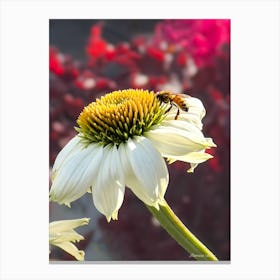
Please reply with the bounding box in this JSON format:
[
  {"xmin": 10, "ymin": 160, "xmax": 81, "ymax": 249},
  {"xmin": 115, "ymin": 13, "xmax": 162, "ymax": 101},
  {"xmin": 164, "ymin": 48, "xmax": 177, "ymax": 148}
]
[
  {"xmin": 50, "ymin": 19, "xmax": 230, "ymax": 261},
  {"xmin": 86, "ymin": 24, "xmax": 108, "ymax": 60},
  {"xmin": 49, "ymin": 47, "xmax": 65, "ymax": 75},
  {"xmin": 154, "ymin": 19, "xmax": 230, "ymax": 67}
]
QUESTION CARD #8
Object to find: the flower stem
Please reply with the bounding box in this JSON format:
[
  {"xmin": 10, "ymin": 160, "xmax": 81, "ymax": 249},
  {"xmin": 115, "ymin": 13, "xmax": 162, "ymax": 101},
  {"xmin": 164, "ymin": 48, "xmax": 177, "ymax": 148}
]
[{"xmin": 145, "ymin": 200, "xmax": 218, "ymax": 261}]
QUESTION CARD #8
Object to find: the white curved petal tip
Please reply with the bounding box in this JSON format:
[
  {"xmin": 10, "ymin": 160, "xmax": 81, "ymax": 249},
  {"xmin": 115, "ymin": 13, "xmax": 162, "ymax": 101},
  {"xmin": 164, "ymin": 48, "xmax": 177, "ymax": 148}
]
[
  {"xmin": 106, "ymin": 211, "xmax": 119, "ymax": 223},
  {"xmin": 112, "ymin": 211, "xmax": 119, "ymax": 221},
  {"xmin": 75, "ymin": 250, "xmax": 85, "ymax": 261},
  {"xmin": 49, "ymin": 193, "xmax": 66, "ymax": 206},
  {"xmin": 206, "ymin": 138, "xmax": 217, "ymax": 148},
  {"xmin": 167, "ymin": 158, "xmax": 177, "ymax": 164},
  {"xmin": 77, "ymin": 217, "xmax": 91, "ymax": 226},
  {"xmin": 187, "ymin": 163, "xmax": 198, "ymax": 173},
  {"xmin": 56, "ymin": 242, "xmax": 85, "ymax": 261}
]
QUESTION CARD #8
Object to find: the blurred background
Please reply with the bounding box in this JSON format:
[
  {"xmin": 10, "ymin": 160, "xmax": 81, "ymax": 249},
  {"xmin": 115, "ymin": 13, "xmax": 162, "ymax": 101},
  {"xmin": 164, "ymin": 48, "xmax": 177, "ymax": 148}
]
[{"xmin": 49, "ymin": 19, "xmax": 230, "ymax": 261}]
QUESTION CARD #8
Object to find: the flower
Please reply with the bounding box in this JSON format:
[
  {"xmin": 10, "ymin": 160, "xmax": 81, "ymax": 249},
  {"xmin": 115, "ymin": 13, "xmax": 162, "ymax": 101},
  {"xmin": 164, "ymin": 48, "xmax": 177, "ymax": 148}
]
[
  {"xmin": 49, "ymin": 218, "xmax": 90, "ymax": 261},
  {"xmin": 49, "ymin": 89, "xmax": 216, "ymax": 222}
]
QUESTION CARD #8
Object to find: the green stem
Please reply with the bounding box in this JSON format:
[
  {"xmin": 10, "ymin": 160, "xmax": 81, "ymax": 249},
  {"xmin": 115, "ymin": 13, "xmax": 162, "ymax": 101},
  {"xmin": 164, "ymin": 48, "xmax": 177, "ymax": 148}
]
[{"xmin": 146, "ymin": 199, "xmax": 218, "ymax": 261}]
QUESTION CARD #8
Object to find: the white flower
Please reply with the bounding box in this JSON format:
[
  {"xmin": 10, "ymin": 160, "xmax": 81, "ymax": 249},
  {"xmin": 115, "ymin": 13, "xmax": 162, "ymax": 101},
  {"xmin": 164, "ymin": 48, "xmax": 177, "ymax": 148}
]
[
  {"xmin": 50, "ymin": 89, "xmax": 216, "ymax": 222},
  {"xmin": 49, "ymin": 218, "xmax": 90, "ymax": 261}
]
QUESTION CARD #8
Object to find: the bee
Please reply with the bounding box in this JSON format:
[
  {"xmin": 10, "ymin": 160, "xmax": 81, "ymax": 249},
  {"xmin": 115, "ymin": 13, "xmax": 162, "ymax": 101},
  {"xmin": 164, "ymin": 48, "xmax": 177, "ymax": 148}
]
[{"xmin": 155, "ymin": 90, "xmax": 189, "ymax": 120}]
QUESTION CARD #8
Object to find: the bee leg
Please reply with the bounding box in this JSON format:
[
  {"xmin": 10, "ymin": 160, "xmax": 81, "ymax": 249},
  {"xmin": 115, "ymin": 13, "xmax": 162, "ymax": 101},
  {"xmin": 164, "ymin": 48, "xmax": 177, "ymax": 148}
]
[
  {"xmin": 175, "ymin": 108, "xmax": 180, "ymax": 120},
  {"xmin": 164, "ymin": 105, "xmax": 173, "ymax": 114}
]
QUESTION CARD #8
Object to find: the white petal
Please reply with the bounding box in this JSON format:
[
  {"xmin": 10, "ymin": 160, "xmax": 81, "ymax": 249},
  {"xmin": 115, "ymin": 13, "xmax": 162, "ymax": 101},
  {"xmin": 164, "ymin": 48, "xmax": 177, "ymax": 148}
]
[
  {"xmin": 92, "ymin": 145, "xmax": 125, "ymax": 222},
  {"xmin": 49, "ymin": 218, "xmax": 90, "ymax": 234},
  {"xmin": 52, "ymin": 241, "xmax": 85, "ymax": 261},
  {"xmin": 52, "ymin": 136, "xmax": 82, "ymax": 175},
  {"xmin": 161, "ymin": 119, "xmax": 205, "ymax": 137},
  {"xmin": 184, "ymin": 95, "xmax": 206, "ymax": 120},
  {"xmin": 168, "ymin": 151, "xmax": 213, "ymax": 173},
  {"xmin": 205, "ymin": 137, "xmax": 217, "ymax": 147},
  {"xmin": 50, "ymin": 230, "xmax": 85, "ymax": 244},
  {"xmin": 50, "ymin": 143, "xmax": 103, "ymax": 204},
  {"xmin": 164, "ymin": 95, "xmax": 206, "ymax": 129},
  {"xmin": 161, "ymin": 120, "xmax": 216, "ymax": 148},
  {"xmin": 146, "ymin": 124, "xmax": 214, "ymax": 158},
  {"xmin": 167, "ymin": 151, "xmax": 213, "ymax": 164},
  {"xmin": 187, "ymin": 163, "xmax": 198, "ymax": 173},
  {"xmin": 49, "ymin": 218, "xmax": 89, "ymax": 261},
  {"xmin": 124, "ymin": 137, "xmax": 169, "ymax": 207},
  {"xmin": 178, "ymin": 151, "xmax": 213, "ymax": 163},
  {"xmin": 166, "ymin": 111, "xmax": 204, "ymax": 130}
]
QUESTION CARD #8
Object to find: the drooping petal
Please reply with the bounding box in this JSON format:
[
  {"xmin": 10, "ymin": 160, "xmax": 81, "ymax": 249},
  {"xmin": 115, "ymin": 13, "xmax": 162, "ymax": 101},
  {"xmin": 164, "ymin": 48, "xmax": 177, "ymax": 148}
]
[
  {"xmin": 169, "ymin": 151, "xmax": 213, "ymax": 164},
  {"xmin": 53, "ymin": 241, "xmax": 85, "ymax": 261},
  {"xmin": 50, "ymin": 230, "xmax": 85, "ymax": 244},
  {"xmin": 167, "ymin": 150, "xmax": 214, "ymax": 172},
  {"xmin": 187, "ymin": 163, "xmax": 199, "ymax": 173},
  {"xmin": 205, "ymin": 137, "xmax": 217, "ymax": 147},
  {"xmin": 164, "ymin": 95, "xmax": 206, "ymax": 129},
  {"xmin": 49, "ymin": 218, "xmax": 90, "ymax": 235},
  {"xmin": 91, "ymin": 144, "xmax": 125, "ymax": 222},
  {"xmin": 174, "ymin": 113, "xmax": 203, "ymax": 128},
  {"xmin": 184, "ymin": 95, "xmax": 206, "ymax": 119},
  {"xmin": 146, "ymin": 122, "xmax": 215, "ymax": 158},
  {"xmin": 52, "ymin": 136, "xmax": 83, "ymax": 176},
  {"xmin": 161, "ymin": 119, "xmax": 206, "ymax": 137},
  {"xmin": 123, "ymin": 137, "xmax": 169, "ymax": 208},
  {"xmin": 49, "ymin": 218, "xmax": 90, "ymax": 261},
  {"xmin": 50, "ymin": 143, "xmax": 103, "ymax": 204}
]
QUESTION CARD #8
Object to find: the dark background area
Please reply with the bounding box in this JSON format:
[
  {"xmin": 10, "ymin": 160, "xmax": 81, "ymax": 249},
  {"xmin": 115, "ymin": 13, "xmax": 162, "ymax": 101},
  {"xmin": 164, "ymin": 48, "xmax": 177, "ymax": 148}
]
[
  {"xmin": 49, "ymin": 19, "xmax": 230, "ymax": 261},
  {"xmin": 50, "ymin": 20, "xmax": 160, "ymax": 60}
]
